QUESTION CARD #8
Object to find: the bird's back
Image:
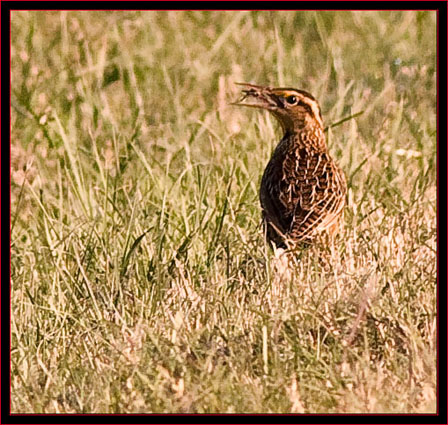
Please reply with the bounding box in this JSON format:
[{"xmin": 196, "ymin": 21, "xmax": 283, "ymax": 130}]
[{"xmin": 260, "ymin": 132, "xmax": 346, "ymax": 247}]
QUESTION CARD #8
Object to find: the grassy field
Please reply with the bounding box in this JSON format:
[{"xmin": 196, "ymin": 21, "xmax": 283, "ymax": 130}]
[{"xmin": 10, "ymin": 11, "xmax": 437, "ymax": 413}]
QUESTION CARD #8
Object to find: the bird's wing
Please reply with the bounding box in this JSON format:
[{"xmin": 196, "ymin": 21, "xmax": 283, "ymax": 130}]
[{"xmin": 279, "ymin": 149, "xmax": 347, "ymax": 242}]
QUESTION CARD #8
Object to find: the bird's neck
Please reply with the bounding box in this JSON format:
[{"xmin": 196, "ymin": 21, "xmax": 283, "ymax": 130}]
[{"xmin": 285, "ymin": 123, "xmax": 327, "ymax": 153}]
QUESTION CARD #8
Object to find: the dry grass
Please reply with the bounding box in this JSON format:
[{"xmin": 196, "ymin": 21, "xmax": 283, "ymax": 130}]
[{"xmin": 11, "ymin": 10, "xmax": 436, "ymax": 413}]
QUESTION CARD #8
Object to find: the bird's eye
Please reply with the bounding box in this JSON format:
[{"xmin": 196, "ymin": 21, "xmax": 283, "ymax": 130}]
[{"xmin": 286, "ymin": 95, "xmax": 298, "ymax": 105}]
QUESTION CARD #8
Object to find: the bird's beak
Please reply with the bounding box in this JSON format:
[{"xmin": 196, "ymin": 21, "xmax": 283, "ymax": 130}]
[{"xmin": 230, "ymin": 82, "xmax": 281, "ymax": 110}]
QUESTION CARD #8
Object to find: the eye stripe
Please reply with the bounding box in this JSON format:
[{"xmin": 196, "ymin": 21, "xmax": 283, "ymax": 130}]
[{"xmin": 297, "ymin": 99, "xmax": 313, "ymax": 114}]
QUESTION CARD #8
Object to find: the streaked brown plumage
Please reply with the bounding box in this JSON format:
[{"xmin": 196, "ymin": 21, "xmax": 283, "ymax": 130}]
[{"xmin": 232, "ymin": 83, "xmax": 346, "ymax": 248}]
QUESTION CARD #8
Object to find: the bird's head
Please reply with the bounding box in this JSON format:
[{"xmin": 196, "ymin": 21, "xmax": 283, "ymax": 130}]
[{"xmin": 232, "ymin": 83, "xmax": 323, "ymax": 134}]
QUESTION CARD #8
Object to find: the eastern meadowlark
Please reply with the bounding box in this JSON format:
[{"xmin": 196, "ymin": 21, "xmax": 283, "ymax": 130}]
[{"xmin": 233, "ymin": 83, "xmax": 346, "ymax": 248}]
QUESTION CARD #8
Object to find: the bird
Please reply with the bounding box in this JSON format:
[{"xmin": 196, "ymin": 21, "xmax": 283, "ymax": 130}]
[{"xmin": 232, "ymin": 83, "xmax": 347, "ymax": 249}]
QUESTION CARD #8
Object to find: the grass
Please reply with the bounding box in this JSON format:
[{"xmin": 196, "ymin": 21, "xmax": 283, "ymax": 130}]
[{"xmin": 10, "ymin": 10, "xmax": 437, "ymax": 413}]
